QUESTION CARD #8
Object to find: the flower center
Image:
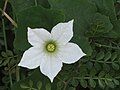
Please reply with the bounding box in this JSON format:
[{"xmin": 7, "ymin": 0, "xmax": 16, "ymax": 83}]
[{"xmin": 46, "ymin": 43, "xmax": 56, "ymax": 52}]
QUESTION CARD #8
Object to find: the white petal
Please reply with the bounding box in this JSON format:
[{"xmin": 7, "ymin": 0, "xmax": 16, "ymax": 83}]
[
  {"xmin": 40, "ymin": 54, "xmax": 62, "ymax": 82},
  {"xmin": 51, "ymin": 20, "xmax": 74, "ymax": 45},
  {"xmin": 59, "ymin": 43, "xmax": 86, "ymax": 64},
  {"xmin": 18, "ymin": 47, "xmax": 43, "ymax": 69},
  {"xmin": 28, "ymin": 27, "xmax": 51, "ymax": 47}
]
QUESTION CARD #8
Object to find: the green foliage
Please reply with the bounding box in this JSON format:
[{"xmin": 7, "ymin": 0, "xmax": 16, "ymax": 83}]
[
  {"xmin": 88, "ymin": 50, "xmax": 120, "ymax": 72},
  {"xmin": 20, "ymin": 80, "xmax": 43, "ymax": 90},
  {"xmin": 14, "ymin": 6, "xmax": 65, "ymax": 51},
  {"xmin": 0, "ymin": 50, "xmax": 21, "ymax": 89},
  {"xmin": 108, "ymin": 20, "xmax": 120, "ymax": 38},
  {"xmin": 37, "ymin": 81, "xmax": 42, "ymax": 90},
  {"xmin": 11, "ymin": 69, "xmax": 53, "ymax": 90},
  {"xmin": 0, "ymin": 50, "xmax": 19, "ymax": 67},
  {"xmin": 87, "ymin": 13, "xmax": 113, "ymax": 37},
  {"xmin": 80, "ymin": 79, "xmax": 88, "ymax": 88},
  {"xmin": 9, "ymin": 0, "xmax": 50, "ymax": 14},
  {"xmin": 49, "ymin": 0, "xmax": 97, "ymax": 56},
  {"xmin": 91, "ymin": 0, "xmax": 117, "ymax": 21},
  {"xmin": 0, "ymin": 0, "xmax": 120, "ymax": 90}
]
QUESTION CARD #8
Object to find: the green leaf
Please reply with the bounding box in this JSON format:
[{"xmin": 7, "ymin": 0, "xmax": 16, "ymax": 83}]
[
  {"xmin": 117, "ymin": 0, "xmax": 120, "ymax": 3},
  {"xmin": 0, "ymin": 86, "xmax": 6, "ymax": 90},
  {"xmin": 113, "ymin": 79, "xmax": 119, "ymax": 85},
  {"xmin": 9, "ymin": 0, "xmax": 50, "ymax": 14},
  {"xmin": 20, "ymin": 84, "xmax": 29, "ymax": 89},
  {"xmin": 89, "ymin": 79, "xmax": 96, "ymax": 88},
  {"xmin": 98, "ymin": 79, "xmax": 105, "ymax": 88},
  {"xmin": 86, "ymin": 62, "xmax": 93, "ymax": 70},
  {"xmin": 0, "ymin": 59, "xmax": 2, "ymax": 65},
  {"xmin": 105, "ymin": 80, "xmax": 115, "ymax": 88},
  {"xmin": 90, "ymin": 68, "xmax": 97, "ymax": 76},
  {"xmin": 79, "ymin": 79, "xmax": 88, "ymax": 88},
  {"xmin": 1, "ymin": 52, "xmax": 7, "ymax": 57},
  {"xmin": 11, "ymin": 69, "xmax": 51, "ymax": 90},
  {"xmin": 37, "ymin": 81, "xmax": 42, "ymax": 90},
  {"xmin": 92, "ymin": 0, "xmax": 117, "ymax": 21},
  {"xmin": 89, "ymin": 13, "xmax": 113, "ymax": 36},
  {"xmin": 107, "ymin": 20, "xmax": 120, "ymax": 38},
  {"xmin": 71, "ymin": 79, "xmax": 78, "ymax": 87},
  {"xmin": 94, "ymin": 62, "xmax": 102, "ymax": 71},
  {"xmin": 29, "ymin": 80, "xmax": 33, "ymax": 87},
  {"xmin": 14, "ymin": 6, "xmax": 65, "ymax": 51},
  {"xmin": 104, "ymin": 51, "xmax": 111, "ymax": 61},
  {"xmin": 57, "ymin": 82, "xmax": 64, "ymax": 90},
  {"xmin": 68, "ymin": 87, "xmax": 76, "ymax": 90},
  {"xmin": 96, "ymin": 51, "xmax": 104, "ymax": 60},
  {"xmin": 103, "ymin": 63, "xmax": 110, "ymax": 71},
  {"xmin": 2, "ymin": 76, "xmax": 10, "ymax": 84},
  {"xmin": 105, "ymin": 74, "xmax": 112, "ymax": 81},
  {"xmin": 98, "ymin": 71, "xmax": 106, "ymax": 78},
  {"xmin": 111, "ymin": 52, "xmax": 117, "ymax": 61},
  {"xmin": 113, "ymin": 20, "xmax": 120, "ymax": 37},
  {"xmin": 6, "ymin": 50, "xmax": 13, "ymax": 56},
  {"xmin": 2, "ymin": 58, "xmax": 10, "ymax": 66},
  {"xmin": 27, "ymin": 89, "xmax": 32, "ymax": 90},
  {"xmin": 9, "ymin": 58, "xmax": 16, "ymax": 67},
  {"xmin": 78, "ymin": 65, "xmax": 88, "ymax": 77},
  {"xmin": 49, "ymin": 0, "xmax": 97, "ymax": 56},
  {"xmin": 112, "ymin": 62, "xmax": 119, "ymax": 70},
  {"xmin": 45, "ymin": 83, "xmax": 51, "ymax": 90}
]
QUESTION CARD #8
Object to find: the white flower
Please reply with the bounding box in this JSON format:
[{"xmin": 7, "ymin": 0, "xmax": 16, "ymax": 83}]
[{"xmin": 18, "ymin": 20, "xmax": 86, "ymax": 82}]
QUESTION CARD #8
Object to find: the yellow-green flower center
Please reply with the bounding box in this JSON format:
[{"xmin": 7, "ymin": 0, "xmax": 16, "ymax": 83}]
[{"xmin": 46, "ymin": 43, "xmax": 56, "ymax": 52}]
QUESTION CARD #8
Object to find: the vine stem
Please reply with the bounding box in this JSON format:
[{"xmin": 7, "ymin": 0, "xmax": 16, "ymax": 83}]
[
  {"xmin": 2, "ymin": 18, "xmax": 7, "ymax": 51},
  {"xmin": 95, "ymin": 43, "xmax": 120, "ymax": 50},
  {"xmin": 2, "ymin": 15, "xmax": 13, "ymax": 87},
  {"xmin": 34, "ymin": 0, "xmax": 38, "ymax": 6},
  {"xmin": 9, "ymin": 70, "xmax": 13, "ymax": 86},
  {"xmin": 90, "ymin": 59, "xmax": 119, "ymax": 64},
  {"xmin": 16, "ymin": 66, "xmax": 20, "ymax": 82}
]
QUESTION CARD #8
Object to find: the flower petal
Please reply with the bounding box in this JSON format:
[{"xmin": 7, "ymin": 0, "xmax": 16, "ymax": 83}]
[
  {"xmin": 59, "ymin": 43, "xmax": 86, "ymax": 64},
  {"xmin": 28, "ymin": 27, "xmax": 51, "ymax": 47},
  {"xmin": 51, "ymin": 20, "xmax": 74, "ymax": 45},
  {"xmin": 18, "ymin": 47, "xmax": 43, "ymax": 69},
  {"xmin": 40, "ymin": 54, "xmax": 62, "ymax": 82}
]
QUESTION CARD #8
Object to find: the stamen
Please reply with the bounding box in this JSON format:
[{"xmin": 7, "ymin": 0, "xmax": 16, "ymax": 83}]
[{"xmin": 46, "ymin": 43, "xmax": 56, "ymax": 52}]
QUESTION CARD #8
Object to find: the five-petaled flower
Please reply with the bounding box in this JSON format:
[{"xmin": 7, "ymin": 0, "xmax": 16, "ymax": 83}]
[{"xmin": 18, "ymin": 20, "xmax": 86, "ymax": 82}]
